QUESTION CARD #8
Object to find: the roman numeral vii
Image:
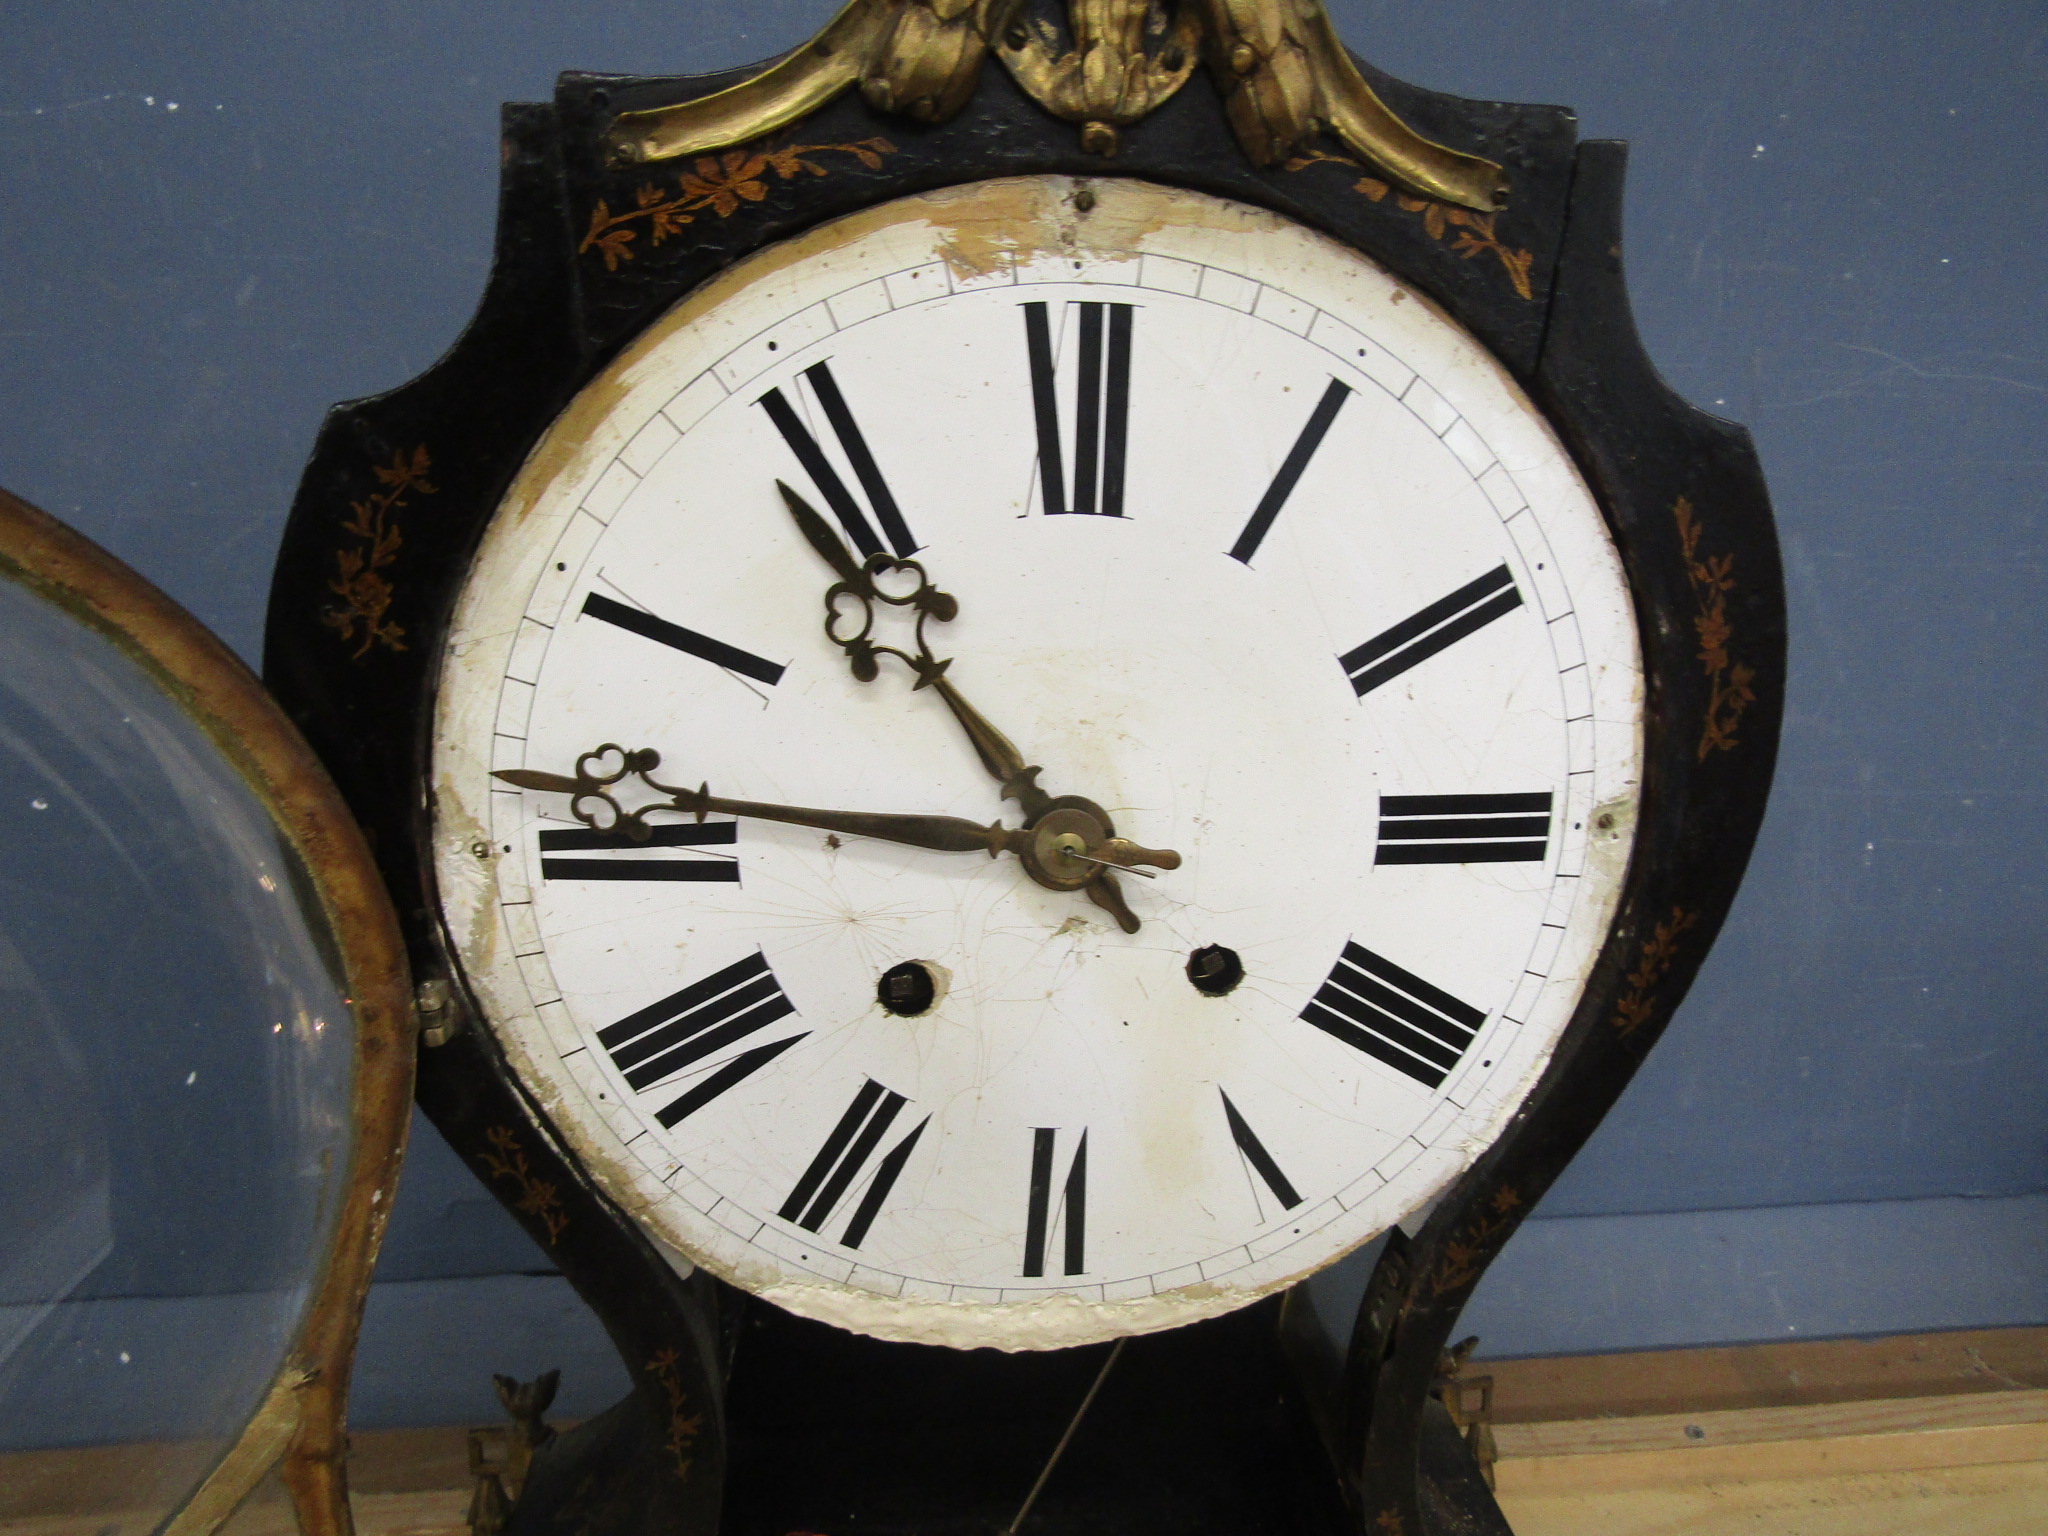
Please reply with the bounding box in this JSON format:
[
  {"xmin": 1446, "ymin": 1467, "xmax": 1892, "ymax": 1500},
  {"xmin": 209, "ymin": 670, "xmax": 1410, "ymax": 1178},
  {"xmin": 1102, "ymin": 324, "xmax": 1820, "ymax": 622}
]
[
  {"xmin": 1024, "ymin": 301, "xmax": 1133, "ymax": 516},
  {"xmin": 779, "ymin": 1080, "xmax": 929, "ymax": 1250}
]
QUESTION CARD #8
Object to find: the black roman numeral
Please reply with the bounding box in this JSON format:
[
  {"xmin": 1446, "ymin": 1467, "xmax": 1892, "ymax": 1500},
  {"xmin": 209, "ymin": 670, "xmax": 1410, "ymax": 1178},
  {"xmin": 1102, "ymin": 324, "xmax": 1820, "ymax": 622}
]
[
  {"xmin": 539, "ymin": 822, "xmax": 740, "ymax": 882},
  {"xmin": 1024, "ymin": 301, "xmax": 1133, "ymax": 517},
  {"xmin": 778, "ymin": 1080, "xmax": 929, "ymax": 1249},
  {"xmin": 595, "ymin": 952, "xmax": 806, "ymax": 1128},
  {"xmin": 1220, "ymin": 1091, "xmax": 1302, "ymax": 1212},
  {"xmin": 582, "ymin": 592, "xmax": 785, "ymax": 686},
  {"xmin": 758, "ymin": 362, "xmax": 917, "ymax": 559},
  {"xmin": 1302, "ymin": 942, "xmax": 1486, "ymax": 1090},
  {"xmin": 1022, "ymin": 1127, "xmax": 1088, "ymax": 1277},
  {"xmin": 1229, "ymin": 378, "xmax": 1353, "ymax": 564},
  {"xmin": 1375, "ymin": 792, "xmax": 1553, "ymax": 865},
  {"xmin": 1340, "ymin": 565, "xmax": 1523, "ymax": 696}
]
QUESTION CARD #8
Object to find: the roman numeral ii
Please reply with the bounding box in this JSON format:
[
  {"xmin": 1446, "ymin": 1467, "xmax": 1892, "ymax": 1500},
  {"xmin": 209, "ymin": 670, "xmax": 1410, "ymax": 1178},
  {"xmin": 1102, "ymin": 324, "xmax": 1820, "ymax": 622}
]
[
  {"xmin": 1024, "ymin": 301, "xmax": 1133, "ymax": 516},
  {"xmin": 779, "ymin": 1080, "xmax": 929, "ymax": 1250},
  {"xmin": 596, "ymin": 952, "xmax": 805, "ymax": 1127},
  {"xmin": 1341, "ymin": 565, "xmax": 1523, "ymax": 696}
]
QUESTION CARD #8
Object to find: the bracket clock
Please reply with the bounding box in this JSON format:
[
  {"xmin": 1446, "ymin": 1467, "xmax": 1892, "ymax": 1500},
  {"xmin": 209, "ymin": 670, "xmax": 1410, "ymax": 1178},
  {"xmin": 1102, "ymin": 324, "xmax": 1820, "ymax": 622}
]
[{"xmin": 265, "ymin": 2, "xmax": 1784, "ymax": 1531}]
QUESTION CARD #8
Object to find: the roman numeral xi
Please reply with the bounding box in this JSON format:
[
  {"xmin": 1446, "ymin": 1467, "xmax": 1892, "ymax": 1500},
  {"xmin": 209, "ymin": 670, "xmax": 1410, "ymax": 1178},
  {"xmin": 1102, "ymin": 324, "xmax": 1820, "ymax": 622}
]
[
  {"xmin": 1024, "ymin": 302, "xmax": 1132, "ymax": 517},
  {"xmin": 759, "ymin": 361, "xmax": 918, "ymax": 558},
  {"xmin": 780, "ymin": 1080, "xmax": 929, "ymax": 1251},
  {"xmin": 1303, "ymin": 942, "xmax": 1486, "ymax": 1090},
  {"xmin": 1376, "ymin": 792, "xmax": 1553, "ymax": 866},
  {"xmin": 597, "ymin": 952, "xmax": 806, "ymax": 1128}
]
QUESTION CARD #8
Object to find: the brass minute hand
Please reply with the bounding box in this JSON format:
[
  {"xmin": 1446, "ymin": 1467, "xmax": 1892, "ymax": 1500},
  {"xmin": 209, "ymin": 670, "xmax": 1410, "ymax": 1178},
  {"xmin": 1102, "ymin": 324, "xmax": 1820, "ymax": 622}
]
[
  {"xmin": 778, "ymin": 480, "xmax": 1053, "ymax": 819},
  {"xmin": 493, "ymin": 746, "xmax": 1178, "ymax": 920}
]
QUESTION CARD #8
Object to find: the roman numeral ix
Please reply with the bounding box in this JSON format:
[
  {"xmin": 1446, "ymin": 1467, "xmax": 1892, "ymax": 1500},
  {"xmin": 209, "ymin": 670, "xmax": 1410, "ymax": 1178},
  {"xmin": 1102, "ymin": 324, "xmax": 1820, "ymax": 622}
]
[
  {"xmin": 779, "ymin": 1080, "xmax": 929, "ymax": 1250},
  {"xmin": 1229, "ymin": 378, "xmax": 1352, "ymax": 563},
  {"xmin": 598, "ymin": 952, "xmax": 805, "ymax": 1127},
  {"xmin": 1375, "ymin": 792, "xmax": 1554, "ymax": 866},
  {"xmin": 539, "ymin": 822, "xmax": 740, "ymax": 883},
  {"xmin": 1341, "ymin": 565, "xmax": 1524, "ymax": 697},
  {"xmin": 1220, "ymin": 1091, "xmax": 1303, "ymax": 1213},
  {"xmin": 582, "ymin": 592, "xmax": 785, "ymax": 686},
  {"xmin": 1302, "ymin": 941, "xmax": 1486, "ymax": 1090},
  {"xmin": 1024, "ymin": 301, "xmax": 1133, "ymax": 517},
  {"xmin": 758, "ymin": 361, "xmax": 918, "ymax": 559},
  {"xmin": 1022, "ymin": 1127, "xmax": 1088, "ymax": 1277}
]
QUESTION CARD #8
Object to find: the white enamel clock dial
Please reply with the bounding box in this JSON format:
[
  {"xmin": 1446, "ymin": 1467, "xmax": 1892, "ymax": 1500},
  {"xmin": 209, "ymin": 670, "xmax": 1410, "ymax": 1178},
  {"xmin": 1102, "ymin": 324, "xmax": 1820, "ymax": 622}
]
[{"xmin": 435, "ymin": 177, "xmax": 1643, "ymax": 1350}]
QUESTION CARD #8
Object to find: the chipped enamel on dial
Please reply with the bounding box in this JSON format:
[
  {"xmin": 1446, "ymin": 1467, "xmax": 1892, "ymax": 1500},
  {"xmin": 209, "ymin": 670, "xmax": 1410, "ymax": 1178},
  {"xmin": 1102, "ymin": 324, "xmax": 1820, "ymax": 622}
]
[{"xmin": 434, "ymin": 178, "xmax": 1643, "ymax": 1350}]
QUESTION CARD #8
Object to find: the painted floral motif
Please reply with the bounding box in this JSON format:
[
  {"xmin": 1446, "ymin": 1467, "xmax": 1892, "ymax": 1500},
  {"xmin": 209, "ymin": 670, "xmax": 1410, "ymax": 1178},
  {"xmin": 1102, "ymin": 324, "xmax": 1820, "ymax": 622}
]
[
  {"xmin": 646, "ymin": 1347, "xmax": 706, "ymax": 1480},
  {"xmin": 581, "ymin": 137, "xmax": 898, "ymax": 271},
  {"xmin": 1284, "ymin": 149, "xmax": 1535, "ymax": 299},
  {"xmin": 1675, "ymin": 496, "xmax": 1757, "ymax": 760},
  {"xmin": 1611, "ymin": 905, "xmax": 1699, "ymax": 1041},
  {"xmin": 478, "ymin": 1125, "xmax": 568, "ymax": 1245},
  {"xmin": 323, "ymin": 444, "xmax": 434, "ymax": 659},
  {"xmin": 1428, "ymin": 1183, "xmax": 1524, "ymax": 1299}
]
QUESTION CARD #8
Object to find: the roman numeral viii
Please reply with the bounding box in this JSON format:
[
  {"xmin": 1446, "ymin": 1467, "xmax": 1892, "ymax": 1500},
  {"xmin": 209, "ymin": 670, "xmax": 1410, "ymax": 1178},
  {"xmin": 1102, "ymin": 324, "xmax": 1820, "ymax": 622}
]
[
  {"xmin": 1024, "ymin": 302, "xmax": 1132, "ymax": 516},
  {"xmin": 758, "ymin": 361, "xmax": 918, "ymax": 559},
  {"xmin": 779, "ymin": 1080, "xmax": 929, "ymax": 1250},
  {"xmin": 1302, "ymin": 942, "xmax": 1485, "ymax": 1090},
  {"xmin": 1341, "ymin": 565, "xmax": 1523, "ymax": 696},
  {"xmin": 597, "ymin": 952, "xmax": 805, "ymax": 1128},
  {"xmin": 1376, "ymin": 792, "xmax": 1554, "ymax": 865},
  {"xmin": 539, "ymin": 822, "xmax": 740, "ymax": 882},
  {"xmin": 1022, "ymin": 1127, "xmax": 1088, "ymax": 1277}
]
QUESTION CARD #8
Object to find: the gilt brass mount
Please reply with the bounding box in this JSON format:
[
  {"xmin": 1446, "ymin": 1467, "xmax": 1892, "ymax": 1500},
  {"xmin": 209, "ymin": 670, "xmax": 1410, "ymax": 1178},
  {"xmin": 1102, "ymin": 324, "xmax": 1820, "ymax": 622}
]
[{"xmin": 605, "ymin": 0, "xmax": 1508, "ymax": 212}]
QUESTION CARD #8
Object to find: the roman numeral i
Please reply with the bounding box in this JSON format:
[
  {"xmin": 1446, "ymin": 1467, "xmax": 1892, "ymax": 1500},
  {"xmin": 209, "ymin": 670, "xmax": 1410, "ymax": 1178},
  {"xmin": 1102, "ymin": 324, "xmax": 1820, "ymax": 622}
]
[
  {"xmin": 1024, "ymin": 302, "xmax": 1133, "ymax": 517},
  {"xmin": 597, "ymin": 951, "xmax": 806, "ymax": 1128},
  {"xmin": 1302, "ymin": 941, "xmax": 1485, "ymax": 1090},
  {"xmin": 759, "ymin": 361, "xmax": 918, "ymax": 558},
  {"xmin": 1376, "ymin": 792, "xmax": 1554, "ymax": 865},
  {"xmin": 1022, "ymin": 1127, "xmax": 1087, "ymax": 1277},
  {"xmin": 779, "ymin": 1080, "xmax": 929, "ymax": 1251}
]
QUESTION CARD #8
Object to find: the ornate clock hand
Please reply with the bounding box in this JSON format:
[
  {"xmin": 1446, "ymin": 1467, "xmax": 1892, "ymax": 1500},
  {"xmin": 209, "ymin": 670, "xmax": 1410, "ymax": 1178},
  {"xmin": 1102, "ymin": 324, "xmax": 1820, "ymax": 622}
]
[
  {"xmin": 495, "ymin": 746, "xmax": 1177, "ymax": 917},
  {"xmin": 777, "ymin": 480, "xmax": 1053, "ymax": 819}
]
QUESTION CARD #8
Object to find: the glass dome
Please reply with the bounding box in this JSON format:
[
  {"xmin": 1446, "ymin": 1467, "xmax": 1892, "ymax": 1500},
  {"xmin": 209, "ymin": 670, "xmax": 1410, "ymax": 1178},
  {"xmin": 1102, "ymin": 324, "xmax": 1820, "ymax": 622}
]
[{"xmin": 0, "ymin": 490, "xmax": 410, "ymax": 1534}]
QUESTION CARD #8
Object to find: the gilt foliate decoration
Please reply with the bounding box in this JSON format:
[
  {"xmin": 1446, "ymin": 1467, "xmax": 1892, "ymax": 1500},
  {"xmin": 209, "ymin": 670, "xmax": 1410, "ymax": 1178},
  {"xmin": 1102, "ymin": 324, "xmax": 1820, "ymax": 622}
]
[
  {"xmin": 605, "ymin": 0, "xmax": 1509, "ymax": 213},
  {"xmin": 322, "ymin": 444, "xmax": 434, "ymax": 660}
]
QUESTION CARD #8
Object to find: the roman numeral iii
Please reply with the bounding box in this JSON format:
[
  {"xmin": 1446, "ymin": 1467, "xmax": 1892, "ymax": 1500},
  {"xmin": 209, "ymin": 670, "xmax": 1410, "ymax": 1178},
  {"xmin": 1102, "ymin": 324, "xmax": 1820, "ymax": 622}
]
[
  {"xmin": 539, "ymin": 821, "xmax": 740, "ymax": 882},
  {"xmin": 1022, "ymin": 1127, "xmax": 1088, "ymax": 1277},
  {"xmin": 1302, "ymin": 941, "xmax": 1485, "ymax": 1090},
  {"xmin": 780, "ymin": 1080, "xmax": 929, "ymax": 1250},
  {"xmin": 1375, "ymin": 792, "xmax": 1554, "ymax": 865},
  {"xmin": 1024, "ymin": 301, "xmax": 1133, "ymax": 516},
  {"xmin": 758, "ymin": 361, "xmax": 918, "ymax": 558},
  {"xmin": 596, "ymin": 952, "xmax": 805, "ymax": 1127},
  {"xmin": 1341, "ymin": 564, "xmax": 1523, "ymax": 696}
]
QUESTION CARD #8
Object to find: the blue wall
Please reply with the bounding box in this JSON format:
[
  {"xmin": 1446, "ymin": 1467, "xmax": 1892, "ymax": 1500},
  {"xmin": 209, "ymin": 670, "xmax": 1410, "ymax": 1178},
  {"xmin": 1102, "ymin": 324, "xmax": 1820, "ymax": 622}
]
[{"xmin": 3, "ymin": 1, "xmax": 2043, "ymax": 1429}]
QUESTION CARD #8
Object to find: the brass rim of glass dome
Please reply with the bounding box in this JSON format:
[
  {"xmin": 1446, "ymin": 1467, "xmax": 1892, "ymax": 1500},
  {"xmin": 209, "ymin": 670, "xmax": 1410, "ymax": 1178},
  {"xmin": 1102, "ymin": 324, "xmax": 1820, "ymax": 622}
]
[{"xmin": 0, "ymin": 485, "xmax": 415, "ymax": 1536}]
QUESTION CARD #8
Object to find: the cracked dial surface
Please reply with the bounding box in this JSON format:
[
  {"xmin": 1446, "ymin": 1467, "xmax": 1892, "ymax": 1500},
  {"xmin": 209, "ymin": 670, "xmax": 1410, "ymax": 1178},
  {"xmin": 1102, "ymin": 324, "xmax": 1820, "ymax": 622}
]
[{"xmin": 433, "ymin": 178, "xmax": 1643, "ymax": 1349}]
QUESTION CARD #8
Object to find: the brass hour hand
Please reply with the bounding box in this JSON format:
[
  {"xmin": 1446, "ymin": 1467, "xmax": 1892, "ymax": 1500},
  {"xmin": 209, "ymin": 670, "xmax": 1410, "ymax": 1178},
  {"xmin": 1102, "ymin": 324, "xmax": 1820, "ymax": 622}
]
[{"xmin": 777, "ymin": 481, "xmax": 1051, "ymax": 819}]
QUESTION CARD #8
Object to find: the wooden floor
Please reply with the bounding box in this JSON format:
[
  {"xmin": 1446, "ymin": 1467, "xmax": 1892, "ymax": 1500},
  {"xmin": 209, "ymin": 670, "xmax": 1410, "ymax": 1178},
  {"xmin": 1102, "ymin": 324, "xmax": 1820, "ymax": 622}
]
[{"xmin": 7, "ymin": 1326, "xmax": 2047, "ymax": 1536}]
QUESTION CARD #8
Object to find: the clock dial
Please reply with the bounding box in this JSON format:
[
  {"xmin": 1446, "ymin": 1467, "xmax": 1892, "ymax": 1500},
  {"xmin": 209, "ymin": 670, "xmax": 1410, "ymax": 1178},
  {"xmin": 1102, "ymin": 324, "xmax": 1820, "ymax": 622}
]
[{"xmin": 434, "ymin": 177, "xmax": 1643, "ymax": 1349}]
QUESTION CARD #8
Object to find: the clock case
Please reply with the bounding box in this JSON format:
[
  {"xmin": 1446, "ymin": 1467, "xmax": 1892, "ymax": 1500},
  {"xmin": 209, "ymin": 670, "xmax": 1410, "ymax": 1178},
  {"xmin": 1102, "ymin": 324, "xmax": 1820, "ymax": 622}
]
[{"xmin": 264, "ymin": 16, "xmax": 1784, "ymax": 1534}]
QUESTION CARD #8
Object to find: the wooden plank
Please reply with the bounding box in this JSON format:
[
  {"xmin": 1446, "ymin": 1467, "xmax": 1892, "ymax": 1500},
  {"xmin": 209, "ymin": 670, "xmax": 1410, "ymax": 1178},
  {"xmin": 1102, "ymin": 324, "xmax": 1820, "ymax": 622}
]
[{"xmin": 1485, "ymin": 1325, "xmax": 2048, "ymax": 1423}]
